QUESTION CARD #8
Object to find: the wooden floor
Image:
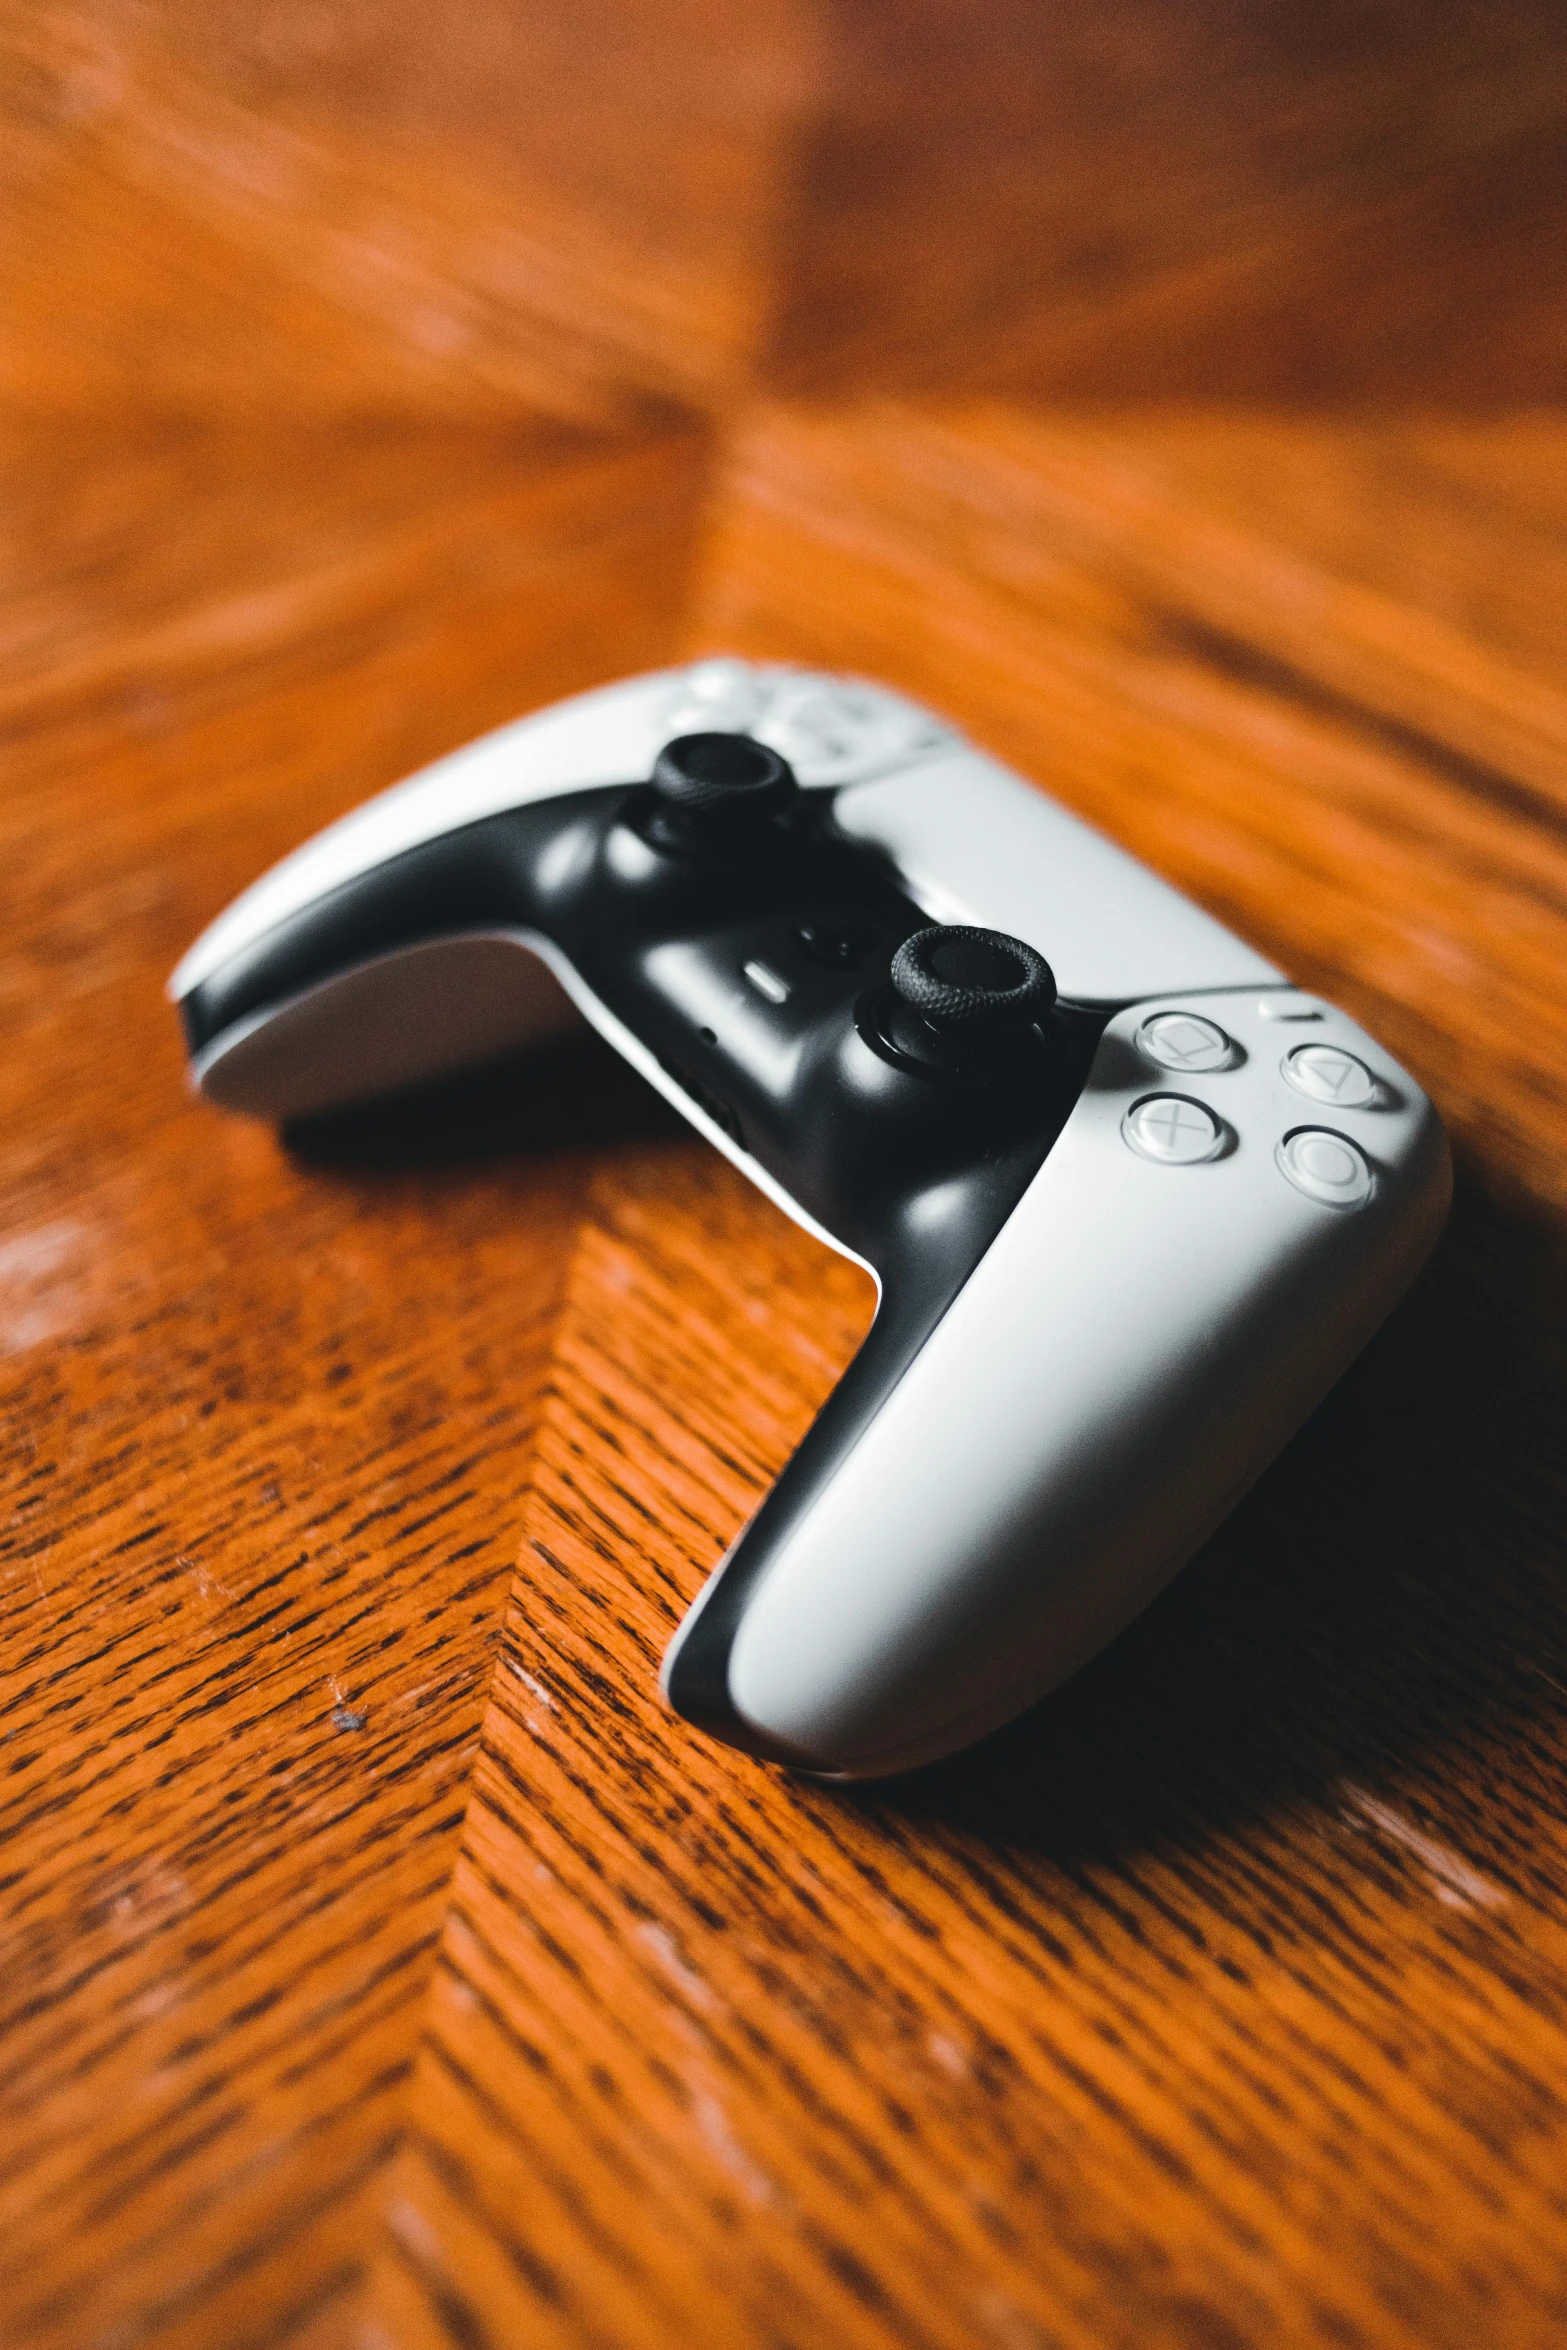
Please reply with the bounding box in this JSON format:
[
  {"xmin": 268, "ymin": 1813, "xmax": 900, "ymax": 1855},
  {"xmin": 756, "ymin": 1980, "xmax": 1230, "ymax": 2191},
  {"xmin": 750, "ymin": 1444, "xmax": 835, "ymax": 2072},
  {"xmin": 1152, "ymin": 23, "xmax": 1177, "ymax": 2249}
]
[{"xmin": 4, "ymin": 8, "xmax": 1567, "ymax": 2348}]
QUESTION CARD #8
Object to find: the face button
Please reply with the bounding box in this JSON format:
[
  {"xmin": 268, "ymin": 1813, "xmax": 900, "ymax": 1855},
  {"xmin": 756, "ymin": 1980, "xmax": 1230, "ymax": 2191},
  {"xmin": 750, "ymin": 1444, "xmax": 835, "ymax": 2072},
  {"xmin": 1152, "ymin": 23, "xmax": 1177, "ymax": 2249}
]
[
  {"xmin": 1276, "ymin": 1128, "xmax": 1374, "ymax": 1208},
  {"xmin": 890, "ymin": 926, "xmax": 1055, "ymax": 1034},
  {"xmin": 1283, "ymin": 1042, "xmax": 1379, "ymax": 1108},
  {"xmin": 1138, "ymin": 1010, "xmax": 1236, "ymax": 1073},
  {"xmin": 755, "ymin": 678, "xmax": 949, "ymax": 782},
  {"xmin": 1121, "ymin": 1094, "xmax": 1226, "ymax": 1165},
  {"xmin": 795, "ymin": 918, "xmax": 875, "ymax": 970}
]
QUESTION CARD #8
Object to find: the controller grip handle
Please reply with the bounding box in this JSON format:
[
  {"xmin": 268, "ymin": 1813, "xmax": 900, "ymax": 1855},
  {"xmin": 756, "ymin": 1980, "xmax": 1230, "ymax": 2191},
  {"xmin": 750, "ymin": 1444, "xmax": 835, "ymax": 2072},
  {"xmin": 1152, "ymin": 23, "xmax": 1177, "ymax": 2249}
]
[
  {"xmin": 178, "ymin": 820, "xmax": 578, "ymax": 1124},
  {"xmin": 685, "ymin": 1063, "xmax": 1449, "ymax": 1779},
  {"xmin": 189, "ymin": 928, "xmax": 579, "ymax": 1125},
  {"xmin": 169, "ymin": 668, "xmax": 709, "ymax": 1123}
]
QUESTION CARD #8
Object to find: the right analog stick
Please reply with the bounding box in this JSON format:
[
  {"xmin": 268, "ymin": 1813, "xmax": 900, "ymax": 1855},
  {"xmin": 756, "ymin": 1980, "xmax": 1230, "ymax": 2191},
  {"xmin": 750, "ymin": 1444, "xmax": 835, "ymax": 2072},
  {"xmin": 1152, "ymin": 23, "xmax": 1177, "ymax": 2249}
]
[{"xmin": 891, "ymin": 925, "xmax": 1056, "ymax": 1034}]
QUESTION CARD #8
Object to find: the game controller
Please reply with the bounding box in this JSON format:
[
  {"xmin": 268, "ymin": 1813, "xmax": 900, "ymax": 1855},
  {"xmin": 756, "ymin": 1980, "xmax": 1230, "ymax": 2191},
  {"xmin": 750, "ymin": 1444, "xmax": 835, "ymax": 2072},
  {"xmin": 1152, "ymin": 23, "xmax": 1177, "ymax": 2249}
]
[{"xmin": 171, "ymin": 659, "xmax": 1451, "ymax": 1779}]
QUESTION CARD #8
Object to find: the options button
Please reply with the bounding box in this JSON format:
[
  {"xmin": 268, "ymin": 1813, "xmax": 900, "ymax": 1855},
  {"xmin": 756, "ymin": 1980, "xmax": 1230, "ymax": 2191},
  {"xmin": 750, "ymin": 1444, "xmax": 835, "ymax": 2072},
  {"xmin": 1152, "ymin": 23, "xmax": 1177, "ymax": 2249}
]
[
  {"xmin": 661, "ymin": 657, "xmax": 766, "ymax": 736},
  {"xmin": 756, "ymin": 680, "xmax": 948, "ymax": 781}
]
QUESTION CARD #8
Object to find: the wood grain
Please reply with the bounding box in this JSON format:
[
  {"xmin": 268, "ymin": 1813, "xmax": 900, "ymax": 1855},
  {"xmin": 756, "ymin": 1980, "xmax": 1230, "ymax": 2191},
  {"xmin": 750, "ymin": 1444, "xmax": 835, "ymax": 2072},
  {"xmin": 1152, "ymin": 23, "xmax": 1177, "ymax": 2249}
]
[
  {"xmin": 14, "ymin": 2, "xmax": 1565, "ymax": 430},
  {"xmin": 0, "ymin": 0, "xmax": 814, "ymax": 427},
  {"xmin": 772, "ymin": 1, "xmax": 1567, "ymax": 403},
  {"xmin": 0, "ymin": 412, "xmax": 711, "ymax": 2349},
  {"xmin": 376, "ymin": 1169, "xmax": 1567, "ymax": 2350},
  {"xmin": 5, "ymin": 3, "xmax": 1567, "ymax": 2345},
  {"xmin": 366, "ymin": 406, "xmax": 1567, "ymax": 2350}
]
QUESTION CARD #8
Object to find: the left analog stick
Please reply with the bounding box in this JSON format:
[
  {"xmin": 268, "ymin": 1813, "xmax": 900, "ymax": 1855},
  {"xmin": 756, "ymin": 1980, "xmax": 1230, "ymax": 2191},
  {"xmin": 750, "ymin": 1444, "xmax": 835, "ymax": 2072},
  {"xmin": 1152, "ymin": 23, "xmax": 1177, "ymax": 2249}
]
[{"xmin": 650, "ymin": 732, "xmax": 798, "ymax": 825}]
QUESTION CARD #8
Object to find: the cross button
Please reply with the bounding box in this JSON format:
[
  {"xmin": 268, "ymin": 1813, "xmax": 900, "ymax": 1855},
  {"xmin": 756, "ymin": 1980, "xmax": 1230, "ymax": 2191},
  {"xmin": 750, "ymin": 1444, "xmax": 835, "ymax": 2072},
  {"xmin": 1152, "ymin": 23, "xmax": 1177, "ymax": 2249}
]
[{"xmin": 1123, "ymin": 1094, "xmax": 1223, "ymax": 1165}]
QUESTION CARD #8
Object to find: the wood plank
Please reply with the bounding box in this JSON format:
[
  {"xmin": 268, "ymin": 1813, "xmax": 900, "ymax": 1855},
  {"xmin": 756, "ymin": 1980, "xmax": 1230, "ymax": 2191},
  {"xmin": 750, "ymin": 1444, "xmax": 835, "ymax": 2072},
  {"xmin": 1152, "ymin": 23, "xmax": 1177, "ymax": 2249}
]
[
  {"xmin": 0, "ymin": 414, "xmax": 710, "ymax": 2350},
  {"xmin": 7, "ymin": 7, "xmax": 1567, "ymax": 2341},
  {"xmin": 18, "ymin": 3, "xmax": 1562, "ymax": 429},
  {"xmin": 0, "ymin": 3, "xmax": 815, "ymax": 427},
  {"xmin": 770, "ymin": 2, "xmax": 1567, "ymax": 401}
]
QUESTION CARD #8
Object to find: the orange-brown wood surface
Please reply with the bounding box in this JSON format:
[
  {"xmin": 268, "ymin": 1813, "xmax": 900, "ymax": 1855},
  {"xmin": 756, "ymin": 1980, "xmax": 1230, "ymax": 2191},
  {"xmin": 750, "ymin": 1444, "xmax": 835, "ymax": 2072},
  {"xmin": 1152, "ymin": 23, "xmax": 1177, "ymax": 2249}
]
[{"xmin": 4, "ymin": 8, "xmax": 1567, "ymax": 2348}]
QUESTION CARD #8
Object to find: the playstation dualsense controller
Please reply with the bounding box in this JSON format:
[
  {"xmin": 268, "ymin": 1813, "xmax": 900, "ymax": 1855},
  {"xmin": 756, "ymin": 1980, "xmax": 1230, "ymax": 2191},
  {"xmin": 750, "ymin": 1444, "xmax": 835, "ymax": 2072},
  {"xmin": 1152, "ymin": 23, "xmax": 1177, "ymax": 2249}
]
[{"xmin": 172, "ymin": 660, "xmax": 1450, "ymax": 1778}]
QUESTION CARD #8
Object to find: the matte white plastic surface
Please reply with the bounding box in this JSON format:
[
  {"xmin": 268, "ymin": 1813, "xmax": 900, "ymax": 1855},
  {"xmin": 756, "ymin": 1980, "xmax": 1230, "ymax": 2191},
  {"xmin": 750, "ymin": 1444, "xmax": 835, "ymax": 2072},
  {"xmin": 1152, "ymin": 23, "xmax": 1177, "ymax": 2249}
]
[
  {"xmin": 835, "ymin": 753, "xmax": 1282, "ymax": 1006},
  {"xmin": 715, "ymin": 989, "xmax": 1449, "ymax": 1777},
  {"xmin": 189, "ymin": 933, "xmax": 581, "ymax": 1121}
]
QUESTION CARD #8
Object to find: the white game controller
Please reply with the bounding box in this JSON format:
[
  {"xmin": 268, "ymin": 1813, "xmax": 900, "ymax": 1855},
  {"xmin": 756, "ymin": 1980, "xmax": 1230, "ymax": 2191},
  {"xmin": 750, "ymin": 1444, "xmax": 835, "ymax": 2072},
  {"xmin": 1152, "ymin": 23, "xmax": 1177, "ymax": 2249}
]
[{"xmin": 172, "ymin": 660, "xmax": 1451, "ymax": 1778}]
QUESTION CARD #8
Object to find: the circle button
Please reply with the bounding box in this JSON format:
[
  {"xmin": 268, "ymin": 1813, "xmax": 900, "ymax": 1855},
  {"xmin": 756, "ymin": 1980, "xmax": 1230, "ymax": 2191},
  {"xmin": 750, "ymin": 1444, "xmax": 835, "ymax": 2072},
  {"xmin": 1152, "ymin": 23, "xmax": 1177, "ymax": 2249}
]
[
  {"xmin": 1284, "ymin": 1042, "xmax": 1378, "ymax": 1108},
  {"xmin": 1138, "ymin": 1011, "xmax": 1235, "ymax": 1073},
  {"xmin": 1276, "ymin": 1128, "xmax": 1374, "ymax": 1209},
  {"xmin": 1123, "ymin": 1095, "xmax": 1224, "ymax": 1165}
]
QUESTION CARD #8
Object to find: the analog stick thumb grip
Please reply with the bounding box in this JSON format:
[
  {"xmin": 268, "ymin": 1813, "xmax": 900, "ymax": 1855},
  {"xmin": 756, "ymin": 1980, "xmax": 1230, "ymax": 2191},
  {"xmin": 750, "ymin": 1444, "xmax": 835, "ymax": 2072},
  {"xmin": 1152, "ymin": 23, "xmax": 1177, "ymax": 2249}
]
[
  {"xmin": 651, "ymin": 731, "xmax": 798, "ymax": 819},
  {"xmin": 891, "ymin": 925, "xmax": 1056, "ymax": 1032}
]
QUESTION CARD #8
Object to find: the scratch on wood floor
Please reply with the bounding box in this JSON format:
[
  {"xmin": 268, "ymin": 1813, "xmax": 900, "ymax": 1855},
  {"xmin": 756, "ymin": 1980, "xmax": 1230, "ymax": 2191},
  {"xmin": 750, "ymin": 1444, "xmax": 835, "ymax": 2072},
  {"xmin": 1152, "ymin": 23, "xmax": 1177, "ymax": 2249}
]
[
  {"xmin": 635, "ymin": 1919, "xmax": 718, "ymax": 2013},
  {"xmin": 1338, "ymin": 1780, "xmax": 1507, "ymax": 1912},
  {"xmin": 691, "ymin": 2090, "xmax": 777, "ymax": 2208}
]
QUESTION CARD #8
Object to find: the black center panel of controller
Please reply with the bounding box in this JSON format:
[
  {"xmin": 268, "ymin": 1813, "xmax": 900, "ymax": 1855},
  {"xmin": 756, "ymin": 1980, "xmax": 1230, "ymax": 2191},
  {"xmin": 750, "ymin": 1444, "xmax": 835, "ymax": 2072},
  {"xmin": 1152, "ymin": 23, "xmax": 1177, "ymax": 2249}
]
[
  {"xmin": 184, "ymin": 776, "xmax": 1103, "ymax": 1296},
  {"xmin": 525, "ymin": 777, "xmax": 1107, "ymax": 1757},
  {"xmin": 528, "ymin": 781, "xmax": 1102, "ymax": 1281}
]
